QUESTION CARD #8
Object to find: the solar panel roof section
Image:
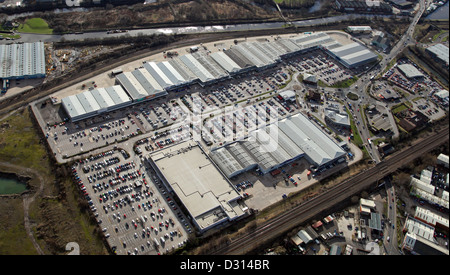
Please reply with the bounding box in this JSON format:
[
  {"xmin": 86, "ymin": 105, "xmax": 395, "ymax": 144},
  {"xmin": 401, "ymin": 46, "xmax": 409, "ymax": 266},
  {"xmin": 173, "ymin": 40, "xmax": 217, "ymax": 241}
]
[{"xmin": 143, "ymin": 62, "xmax": 173, "ymax": 89}]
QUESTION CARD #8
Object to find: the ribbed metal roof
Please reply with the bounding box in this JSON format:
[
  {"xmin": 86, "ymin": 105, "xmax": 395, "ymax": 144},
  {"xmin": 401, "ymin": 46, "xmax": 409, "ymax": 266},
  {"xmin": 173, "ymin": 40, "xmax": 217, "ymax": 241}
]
[
  {"xmin": 143, "ymin": 62, "xmax": 173, "ymax": 88},
  {"xmin": 0, "ymin": 42, "xmax": 45, "ymax": 79},
  {"xmin": 156, "ymin": 61, "xmax": 186, "ymax": 86},
  {"xmin": 209, "ymin": 51, "xmax": 241, "ymax": 74},
  {"xmin": 179, "ymin": 54, "xmax": 215, "ymax": 83}
]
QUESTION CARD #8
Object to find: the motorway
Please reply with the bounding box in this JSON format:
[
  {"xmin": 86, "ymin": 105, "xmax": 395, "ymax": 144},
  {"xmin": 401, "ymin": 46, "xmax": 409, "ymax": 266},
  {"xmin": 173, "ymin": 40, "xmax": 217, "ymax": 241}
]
[{"xmin": 212, "ymin": 126, "xmax": 449, "ymax": 255}]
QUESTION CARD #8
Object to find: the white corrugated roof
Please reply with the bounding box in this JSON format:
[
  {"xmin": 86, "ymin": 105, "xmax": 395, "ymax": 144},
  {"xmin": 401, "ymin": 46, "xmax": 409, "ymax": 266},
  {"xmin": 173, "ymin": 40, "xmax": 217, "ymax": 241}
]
[{"xmin": 210, "ymin": 51, "xmax": 242, "ymax": 73}]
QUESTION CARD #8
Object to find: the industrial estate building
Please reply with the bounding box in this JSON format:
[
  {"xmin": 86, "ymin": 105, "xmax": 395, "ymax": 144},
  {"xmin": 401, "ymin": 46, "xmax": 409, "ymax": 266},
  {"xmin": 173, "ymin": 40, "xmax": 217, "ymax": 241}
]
[
  {"xmin": 145, "ymin": 140, "xmax": 248, "ymax": 233},
  {"xmin": 397, "ymin": 64, "xmax": 425, "ymax": 80},
  {"xmin": 61, "ymin": 32, "xmax": 378, "ymax": 121},
  {"xmin": 426, "ymin": 43, "xmax": 449, "ymax": 69},
  {"xmin": 210, "ymin": 113, "xmax": 347, "ymax": 178},
  {"xmin": 0, "ymin": 42, "xmax": 46, "ymax": 80},
  {"xmin": 326, "ymin": 42, "xmax": 378, "ymax": 69},
  {"xmin": 61, "ymin": 85, "xmax": 132, "ymax": 122}
]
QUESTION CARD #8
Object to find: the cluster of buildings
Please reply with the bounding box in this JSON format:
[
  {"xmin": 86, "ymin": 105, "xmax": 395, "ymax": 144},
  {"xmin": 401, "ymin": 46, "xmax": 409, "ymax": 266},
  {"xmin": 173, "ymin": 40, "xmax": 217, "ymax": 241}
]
[
  {"xmin": 61, "ymin": 32, "xmax": 378, "ymax": 122},
  {"xmin": 403, "ymin": 153, "xmax": 449, "ymax": 255},
  {"xmin": 401, "ymin": 206, "xmax": 449, "ymax": 255},
  {"xmin": 426, "ymin": 43, "xmax": 449, "ymax": 71},
  {"xmin": 210, "ymin": 113, "xmax": 347, "ymax": 178},
  {"xmin": 334, "ymin": 0, "xmax": 393, "ymax": 14},
  {"xmin": 144, "ymin": 140, "xmax": 247, "ymax": 234},
  {"xmin": 144, "ymin": 111, "xmax": 349, "ymax": 233}
]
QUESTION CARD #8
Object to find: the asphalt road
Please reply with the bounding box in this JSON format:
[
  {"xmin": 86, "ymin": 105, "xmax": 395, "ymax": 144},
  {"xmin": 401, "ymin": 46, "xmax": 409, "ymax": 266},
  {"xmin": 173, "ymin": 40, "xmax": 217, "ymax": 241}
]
[
  {"xmin": 1, "ymin": 14, "xmax": 404, "ymax": 45},
  {"xmin": 344, "ymin": 0, "xmax": 428, "ymax": 165}
]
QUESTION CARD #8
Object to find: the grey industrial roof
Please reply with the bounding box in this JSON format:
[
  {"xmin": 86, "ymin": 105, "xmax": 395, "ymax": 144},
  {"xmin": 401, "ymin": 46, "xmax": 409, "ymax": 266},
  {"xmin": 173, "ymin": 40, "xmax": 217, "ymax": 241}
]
[
  {"xmin": 329, "ymin": 42, "xmax": 378, "ymax": 67},
  {"xmin": 210, "ymin": 147, "xmax": 244, "ymax": 178},
  {"xmin": 278, "ymin": 114, "xmax": 346, "ymax": 166},
  {"xmin": 179, "ymin": 54, "xmax": 215, "ymax": 83},
  {"xmin": 291, "ymin": 32, "xmax": 334, "ymax": 50},
  {"xmin": 148, "ymin": 140, "xmax": 246, "ymax": 232},
  {"xmin": 211, "ymin": 113, "xmax": 345, "ymax": 177},
  {"xmin": 209, "ymin": 51, "xmax": 242, "ymax": 74},
  {"xmin": 156, "ymin": 61, "xmax": 186, "ymax": 86},
  {"xmin": 398, "ymin": 64, "xmax": 424, "ymax": 79},
  {"xmin": 274, "ymin": 38, "xmax": 301, "ymax": 54},
  {"xmin": 116, "ymin": 70, "xmax": 166, "ymax": 100},
  {"xmin": 223, "ymin": 48, "xmax": 255, "ymax": 69},
  {"xmin": 62, "ymin": 85, "xmax": 131, "ymax": 120},
  {"xmin": 143, "ymin": 62, "xmax": 173, "ymax": 89},
  {"xmin": 0, "ymin": 42, "xmax": 46, "ymax": 79},
  {"xmin": 234, "ymin": 43, "xmax": 270, "ymax": 68},
  {"xmin": 191, "ymin": 52, "xmax": 228, "ymax": 79},
  {"xmin": 426, "ymin": 43, "xmax": 449, "ymax": 65},
  {"xmin": 168, "ymin": 58, "xmax": 198, "ymax": 83},
  {"xmin": 240, "ymin": 42, "xmax": 275, "ymax": 66}
]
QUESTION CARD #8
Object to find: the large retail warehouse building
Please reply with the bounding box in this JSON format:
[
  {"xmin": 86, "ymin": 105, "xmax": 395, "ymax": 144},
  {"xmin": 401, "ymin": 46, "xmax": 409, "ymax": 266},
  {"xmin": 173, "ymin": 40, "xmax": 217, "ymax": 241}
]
[{"xmin": 145, "ymin": 140, "xmax": 248, "ymax": 233}]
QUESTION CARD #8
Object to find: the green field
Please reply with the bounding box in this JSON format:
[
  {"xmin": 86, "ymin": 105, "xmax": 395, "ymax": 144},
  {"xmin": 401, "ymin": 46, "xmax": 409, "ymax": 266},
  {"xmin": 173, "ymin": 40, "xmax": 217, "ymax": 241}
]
[
  {"xmin": 273, "ymin": 0, "xmax": 315, "ymax": 6},
  {"xmin": 17, "ymin": 18, "xmax": 53, "ymax": 34}
]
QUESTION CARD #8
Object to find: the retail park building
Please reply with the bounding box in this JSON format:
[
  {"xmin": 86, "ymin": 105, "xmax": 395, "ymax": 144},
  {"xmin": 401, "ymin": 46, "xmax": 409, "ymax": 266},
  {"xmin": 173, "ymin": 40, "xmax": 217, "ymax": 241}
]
[{"xmin": 61, "ymin": 32, "xmax": 378, "ymax": 122}]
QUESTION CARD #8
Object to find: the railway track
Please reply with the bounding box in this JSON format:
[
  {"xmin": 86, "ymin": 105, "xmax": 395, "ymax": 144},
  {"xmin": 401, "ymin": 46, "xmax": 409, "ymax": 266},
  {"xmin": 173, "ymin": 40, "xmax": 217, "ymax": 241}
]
[{"xmin": 212, "ymin": 127, "xmax": 449, "ymax": 255}]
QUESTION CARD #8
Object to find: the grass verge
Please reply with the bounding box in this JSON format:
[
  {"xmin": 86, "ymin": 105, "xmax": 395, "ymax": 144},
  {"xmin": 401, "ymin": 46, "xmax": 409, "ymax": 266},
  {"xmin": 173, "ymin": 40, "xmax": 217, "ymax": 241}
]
[{"xmin": 17, "ymin": 18, "xmax": 53, "ymax": 34}]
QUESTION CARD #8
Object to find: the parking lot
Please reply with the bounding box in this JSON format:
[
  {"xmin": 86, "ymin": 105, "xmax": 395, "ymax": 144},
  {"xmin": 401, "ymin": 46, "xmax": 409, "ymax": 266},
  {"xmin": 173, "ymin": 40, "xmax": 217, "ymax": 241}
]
[
  {"xmin": 36, "ymin": 97, "xmax": 190, "ymax": 159},
  {"xmin": 71, "ymin": 149, "xmax": 191, "ymax": 255},
  {"xmin": 383, "ymin": 58, "xmax": 446, "ymax": 97},
  {"xmin": 31, "ymin": 36, "xmax": 370, "ymax": 253},
  {"xmin": 286, "ymin": 49, "xmax": 354, "ymax": 87}
]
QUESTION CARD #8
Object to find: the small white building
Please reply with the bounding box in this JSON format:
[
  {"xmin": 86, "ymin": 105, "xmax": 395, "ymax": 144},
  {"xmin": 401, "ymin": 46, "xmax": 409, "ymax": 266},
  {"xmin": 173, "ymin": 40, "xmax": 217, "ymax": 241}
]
[{"xmin": 437, "ymin": 153, "xmax": 449, "ymax": 168}]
